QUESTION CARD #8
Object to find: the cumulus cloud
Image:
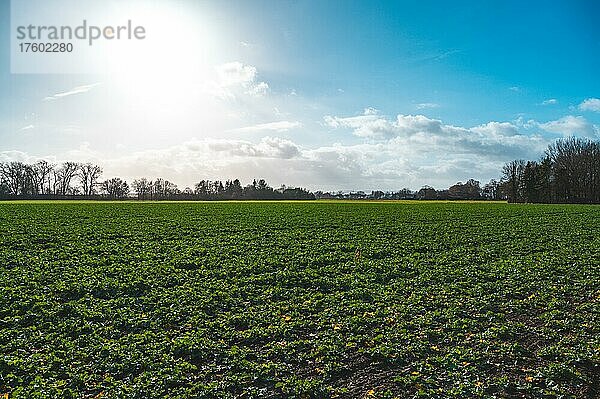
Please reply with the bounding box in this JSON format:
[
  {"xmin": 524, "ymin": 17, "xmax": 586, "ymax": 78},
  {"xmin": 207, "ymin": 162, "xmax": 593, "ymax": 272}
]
[
  {"xmin": 541, "ymin": 99, "xmax": 558, "ymax": 105},
  {"xmin": 246, "ymin": 81, "xmax": 269, "ymax": 96},
  {"xmin": 323, "ymin": 112, "xmax": 551, "ymax": 184},
  {"xmin": 538, "ymin": 115, "xmax": 599, "ymax": 138},
  {"xmin": 324, "ymin": 108, "xmax": 397, "ymax": 139},
  {"xmin": 0, "ymin": 139, "xmax": 493, "ymax": 192},
  {"xmin": 206, "ymin": 137, "xmax": 301, "ymax": 159},
  {"xmin": 579, "ymin": 98, "xmax": 600, "ymax": 112},
  {"xmin": 0, "ymin": 122, "xmax": 544, "ymax": 192},
  {"xmin": 211, "ymin": 61, "xmax": 270, "ymax": 99},
  {"xmin": 325, "ymin": 111, "xmax": 542, "ymax": 155},
  {"xmin": 471, "ymin": 121, "xmax": 519, "ymax": 137},
  {"xmin": 7, "ymin": 111, "xmax": 589, "ymax": 191}
]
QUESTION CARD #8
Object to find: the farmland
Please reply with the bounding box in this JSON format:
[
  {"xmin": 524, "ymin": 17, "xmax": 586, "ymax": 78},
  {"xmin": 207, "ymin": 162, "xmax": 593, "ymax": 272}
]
[{"xmin": 0, "ymin": 201, "xmax": 599, "ymax": 398}]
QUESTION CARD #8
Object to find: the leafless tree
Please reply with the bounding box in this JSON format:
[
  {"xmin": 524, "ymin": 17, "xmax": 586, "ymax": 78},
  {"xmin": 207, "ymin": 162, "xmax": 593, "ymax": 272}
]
[
  {"xmin": 501, "ymin": 160, "xmax": 526, "ymax": 202},
  {"xmin": 79, "ymin": 163, "xmax": 103, "ymax": 196},
  {"xmin": 503, "ymin": 137, "xmax": 600, "ymax": 203},
  {"xmin": 0, "ymin": 161, "xmax": 27, "ymax": 195},
  {"xmin": 53, "ymin": 162, "xmax": 80, "ymax": 195},
  {"xmin": 26, "ymin": 160, "xmax": 55, "ymax": 195},
  {"xmin": 102, "ymin": 178, "xmax": 130, "ymax": 199},
  {"xmin": 132, "ymin": 178, "xmax": 152, "ymax": 200}
]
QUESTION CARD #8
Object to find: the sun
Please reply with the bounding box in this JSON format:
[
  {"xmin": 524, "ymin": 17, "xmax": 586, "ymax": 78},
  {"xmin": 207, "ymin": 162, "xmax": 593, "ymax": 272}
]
[
  {"xmin": 106, "ymin": 2, "xmax": 214, "ymax": 80},
  {"xmin": 98, "ymin": 1, "xmax": 224, "ymax": 135}
]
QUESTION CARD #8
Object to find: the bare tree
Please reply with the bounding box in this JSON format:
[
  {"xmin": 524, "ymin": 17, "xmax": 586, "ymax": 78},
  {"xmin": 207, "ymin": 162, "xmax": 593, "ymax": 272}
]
[
  {"xmin": 501, "ymin": 160, "xmax": 526, "ymax": 203},
  {"xmin": 102, "ymin": 178, "xmax": 130, "ymax": 199},
  {"xmin": 502, "ymin": 138, "xmax": 600, "ymax": 203},
  {"xmin": 0, "ymin": 161, "xmax": 27, "ymax": 195},
  {"xmin": 152, "ymin": 178, "xmax": 179, "ymax": 199},
  {"xmin": 26, "ymin": 160, "xmax": 55, "ymax": 195},
  {"xmin": 79, "ymin": 163, "xmax": 103, "ymax": 196},
  {"xmin": 39, "ymin": 160, "xmax": 55, "ymax": 195},
  {"xmin": 546, "ymin": 137, "xmax": 600, "ymax": 203},
  {"xmin": 133, "ymin": 178, "xmax": 152, "ymax": 199},
  {"xmin": 54, "ymin": 162, "xmax": 80, "ymax": 195}
]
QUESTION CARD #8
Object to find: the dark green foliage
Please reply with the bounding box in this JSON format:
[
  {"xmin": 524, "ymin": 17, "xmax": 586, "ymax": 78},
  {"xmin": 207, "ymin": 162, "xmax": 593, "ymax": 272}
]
[{"xmin": 0, "ymin": 202, "xmax": 599, "ymax": 398}]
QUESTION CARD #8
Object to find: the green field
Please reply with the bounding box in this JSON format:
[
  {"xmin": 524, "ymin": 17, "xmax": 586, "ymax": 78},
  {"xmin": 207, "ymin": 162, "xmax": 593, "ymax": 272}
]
[{"xmin": 1, "ymin": 202, "xmax": 599, "ymax": 398}]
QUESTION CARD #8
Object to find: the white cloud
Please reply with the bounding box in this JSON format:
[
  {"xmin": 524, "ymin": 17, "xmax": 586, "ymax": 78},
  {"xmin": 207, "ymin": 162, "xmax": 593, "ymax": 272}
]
[
  {"xmin": 230, "ymin": 121, "xmax": 302, "ymax": 133},
  {"xmin": 538, "ymin": 115, "xmax": 599, "ymax": 138},
  {"xmin": 325, "ymin": 108, "xmax": 397, "ymax": 139},
  {"xmin": 216, "ymin": 62, "xmax": 257, "ymax": 86},
  {"xmin": 0, "ymin": 122, "xmax": 545, "ymax": 192},
  {"xmin": 325, "ymin": 112, "xmax": 443, "ymax": 139},
  {"xmin": 246, "ymin": 81, "xmax": 269, "ymax": 97},
  {"xmin": 471, "ymin": 121, "xmax": 519, "ymax": 137},
  {"xmin": 325, "ymin": 112, "xmax": 547, "ymax": 160},
  {"xmin": 541, "ymin": 99, "xmax": 558, "ymax": 105},
  {"xmin": 8, "ymin": 111, "xmax": 590, "ymax": 191},
  {"xmin": 416, "ymin": 102, "xmax": 440, "ymax": 109},
  {"xmin": 43, "ymin": 83, "xmax": 101, "ymax": 101},
  {"xmin": 0, "ymin": 150, "xmax": 37, "ymax": 163},
  {"xmin": 20, "ymin": 124, "xmax": 35, "ymax": 131},
  {"xmin": 579, "ymin": 98, "xmax": 600, "ymax": 112},
  {"xmin": 206, "ymin": 137, "xmax": 301, "ymax": 159},
  {"xmin": 212, "ymin": 61, "xmax": 269, "ymax": 99}
]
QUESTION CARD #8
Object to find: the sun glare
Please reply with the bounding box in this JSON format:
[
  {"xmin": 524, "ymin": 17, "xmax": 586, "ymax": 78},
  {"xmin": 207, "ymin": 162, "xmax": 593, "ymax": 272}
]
[{"xmin": 102, "ymin": 2, "xmax": 221, "ymax": 134}]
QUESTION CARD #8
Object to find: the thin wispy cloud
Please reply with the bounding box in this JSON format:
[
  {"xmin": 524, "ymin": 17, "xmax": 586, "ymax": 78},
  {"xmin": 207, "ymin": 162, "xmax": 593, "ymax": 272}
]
[
  {"xmin": 432, "ymin": 49, "xmax": 461, "ymax": 60},
  {"xmin": 411, "ymin": 49, "xmax": 461, "ymax": 64},
  {"xmin": 43, "ymin": 83, "xmax": 101, "ymax": 101},
  {"xmin": 541, "ymin": 99, "xmax": 558, "ymax": 105},
  {"xmin": 20, "ymin": 124, "xmax": 35, "ymax": 131},
  {"xmin": 416, "ymin": 102, "xmax": 440, "ymax": 110}
]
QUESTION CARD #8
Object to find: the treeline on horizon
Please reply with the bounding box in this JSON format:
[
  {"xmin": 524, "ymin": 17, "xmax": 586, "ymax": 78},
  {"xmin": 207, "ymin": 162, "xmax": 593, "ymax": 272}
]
[
  {"xmin": 0, "ymin": 162, "xmax": 315, "ymax": 200},
  {"xmin": 501, "ymin": 137, "xmax": 600, "ymax": 204},
  {"xmin": 1, "ymin": 137, "xmax": 598, "ymax": 203}
]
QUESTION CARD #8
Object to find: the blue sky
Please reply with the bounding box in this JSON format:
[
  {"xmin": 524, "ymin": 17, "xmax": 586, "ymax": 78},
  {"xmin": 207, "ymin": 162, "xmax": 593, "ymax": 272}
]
[{"xmin": 1, "ymin": 0, "xmax": 599, "ymax": 190}]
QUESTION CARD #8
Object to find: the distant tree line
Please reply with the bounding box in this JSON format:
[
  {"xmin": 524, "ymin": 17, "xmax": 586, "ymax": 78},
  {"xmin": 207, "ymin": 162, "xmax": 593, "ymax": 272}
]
[
  {"xmin": 500, "ymin": 137, "xmax": 600, "ymax": 203},
  {"xmin": 0, "ymin": 161, "xmax": 314, "ymax": 200},
  {"xmin": 1, "ymin": 137, "xmax": 598, "ymax": 203},
  {"xmin": 133, "ymin": 177, "xmax": 314, "ymax": 200},
  {"xmin": 317, "ymin": 138, "xmax": 600, "ymax": 203},
  {"xmin": 0, "ymin": 159, "xmax": 518, "ymax": 202},
  {"xmin": 315, "ymin": 178, "xmax": 502, "ymax": 201}
]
